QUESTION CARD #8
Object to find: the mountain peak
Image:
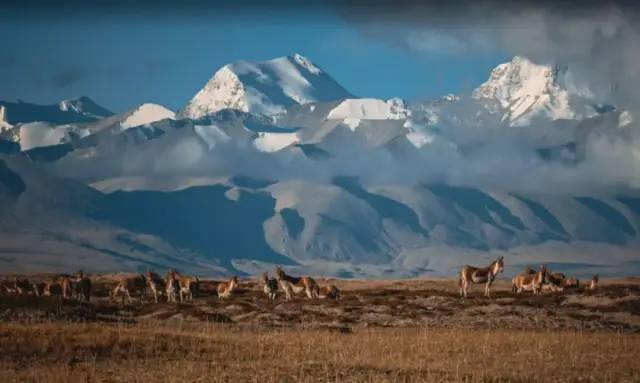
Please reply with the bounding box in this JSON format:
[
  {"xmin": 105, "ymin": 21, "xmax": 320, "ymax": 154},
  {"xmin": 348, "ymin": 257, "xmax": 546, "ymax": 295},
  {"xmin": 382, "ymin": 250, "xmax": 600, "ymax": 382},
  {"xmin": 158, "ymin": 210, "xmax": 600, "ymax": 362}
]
[
  {"xmin": 58, "ymin": 96, "xmax": 114, "ymax": 119},
  {"xmin": 472, "ymin": 56, "xmax": 595, "ymax": 126},
  {"xmin": 180, "ymin": 54, "xmax": 352, "ymax": 119},
  {"xmin": 120, "ymin": 103, "xmax": 175, "ymax": 129},
  {"xmin": 0, "ymin": 97, "xmax": 113, "ymax": 125},
  {"xmin": 290, "ymin": 53, "xmax": 322, "ymax": 75}
]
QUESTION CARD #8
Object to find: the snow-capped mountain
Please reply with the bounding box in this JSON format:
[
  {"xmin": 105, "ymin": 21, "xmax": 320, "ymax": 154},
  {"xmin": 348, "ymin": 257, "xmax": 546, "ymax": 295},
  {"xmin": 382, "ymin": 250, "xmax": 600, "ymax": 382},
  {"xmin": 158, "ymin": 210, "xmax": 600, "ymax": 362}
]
[
  {"xmin": 0, "ymin": 96, "xmax": 113, "ymax": 125},
  {"xmin": 327, "ymin": 98, "xmax": 409, "ymax": 121},
  {"xmin": 118, "ymin": 103, "xmax": 175, "ymax": 130},
  {"xmin": 7, "ymin": 103, "xmax": 174, "ymax": 152},
  {"xmin": 472, "ymin": 56, "xmax": 601, "ymax": 126},
  {"xmin": 0, "ymin": 53, "xmax": 637, "ymax": 277},
  {"xmin": 57, "ymin": 96, "xmax": 114, "ymax": 120},
  {"xmin": 181, "ymin": 54, "xmax": 353, "ymax": 118}
]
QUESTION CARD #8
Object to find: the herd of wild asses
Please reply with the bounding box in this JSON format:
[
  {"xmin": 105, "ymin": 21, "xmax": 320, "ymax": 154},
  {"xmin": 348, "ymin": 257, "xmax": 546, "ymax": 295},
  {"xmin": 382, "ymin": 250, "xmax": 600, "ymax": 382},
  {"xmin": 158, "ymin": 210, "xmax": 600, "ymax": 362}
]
[
  {"xmin": 457, "ymin": 256, "xmax": 596, "ymax": 298},
  {"xmin": 0, "ymin": 259, "xmax": 599, "ymax": 304}
]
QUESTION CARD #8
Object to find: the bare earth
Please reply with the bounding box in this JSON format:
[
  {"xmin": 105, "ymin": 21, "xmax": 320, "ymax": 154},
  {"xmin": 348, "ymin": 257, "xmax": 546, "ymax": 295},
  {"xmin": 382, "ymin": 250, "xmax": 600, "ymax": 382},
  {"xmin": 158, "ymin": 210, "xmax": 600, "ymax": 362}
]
[{"xmin": 1, "ymin": 275, "xmax": 640, "ymax": 382}]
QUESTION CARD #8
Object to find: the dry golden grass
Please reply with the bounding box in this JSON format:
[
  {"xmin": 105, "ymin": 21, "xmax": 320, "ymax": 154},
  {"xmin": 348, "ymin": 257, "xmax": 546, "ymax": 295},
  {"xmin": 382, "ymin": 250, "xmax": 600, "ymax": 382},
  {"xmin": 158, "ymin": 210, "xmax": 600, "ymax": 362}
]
[
  {"xmin": 1, "ymin": 275, "xmax": 640, "ymax": 381},
  {"xmin": 1, "ymin": 321, "xmax": 639, "ymax": 382}
]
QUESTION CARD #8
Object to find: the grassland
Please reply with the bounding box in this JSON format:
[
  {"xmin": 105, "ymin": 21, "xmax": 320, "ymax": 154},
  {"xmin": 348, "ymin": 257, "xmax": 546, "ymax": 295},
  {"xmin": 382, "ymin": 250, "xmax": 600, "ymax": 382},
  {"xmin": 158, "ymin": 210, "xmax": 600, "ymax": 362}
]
[{"xmin": 1, "ymin": 275, "xmax": 639, "ymax": 382}]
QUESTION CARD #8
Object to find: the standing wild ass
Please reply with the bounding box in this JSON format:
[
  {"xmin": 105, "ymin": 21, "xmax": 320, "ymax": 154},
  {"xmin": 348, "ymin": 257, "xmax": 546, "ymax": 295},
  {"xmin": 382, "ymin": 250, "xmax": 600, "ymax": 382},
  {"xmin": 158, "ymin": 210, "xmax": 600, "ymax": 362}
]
[
  {"xmin": 166, "ymin": 269, "xmax": 198, "ymax": 302},
  {"xmin": 275, "ymin": 266, "xmax": 320, "ymax": 300},
  {"xmin": 261, "ymin": 272, "xmax": 278, "ymax": 300},
  {"xmin": 60, "ymin": 275, "xmax": 73, "ymax": 299},
  {"xmin": 512, "ymin": 265, "xmax": 547, "ymax": 295},
  {"xmin": 165, "ymin": 274, "xmax": 179, "ymax": 303},
  {"xmin": 111, "ymin": 274, "xmax": 147, "ymax": 304},
  {"xmin": 145, "ymin": 271, "xmax": 166, "ymax": 303},
  {"xmin": 458, "ymin": 256, "xmax": 504, "ymax": 298},
  {"xmin": 74, "ymin": 271, "xmax": 92, "ymax": 302},
  {"xmin": 587, "ymin": 274, "xmax": 599, "ymax": 291},
  {"xmin": 217, "ymin": 276, "xmax": 239, "ymax": 299}
]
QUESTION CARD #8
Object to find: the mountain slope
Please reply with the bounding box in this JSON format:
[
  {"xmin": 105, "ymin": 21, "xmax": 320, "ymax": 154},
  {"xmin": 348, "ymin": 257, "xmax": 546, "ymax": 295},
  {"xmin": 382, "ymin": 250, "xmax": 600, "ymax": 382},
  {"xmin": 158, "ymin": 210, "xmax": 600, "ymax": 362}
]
[
  {"xmin": 0, "ymin": 53, "xmax": 637, "ymax": 277},
  {"xmin": 0, "ymin": 96, "xmax": 113, "ymax": 125},
  {"xmin": 181, "ymin": 54, "xmax": 353, "ymax": 118},
  {"xmin": 0, "ymin": 157, "xmax": 229, "ymax": 275}
]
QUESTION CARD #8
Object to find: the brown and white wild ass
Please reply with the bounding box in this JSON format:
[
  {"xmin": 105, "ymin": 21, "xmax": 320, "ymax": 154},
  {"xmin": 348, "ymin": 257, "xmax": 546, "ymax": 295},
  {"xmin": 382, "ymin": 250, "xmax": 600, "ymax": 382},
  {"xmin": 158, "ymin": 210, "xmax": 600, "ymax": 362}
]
[
  {"xmin": 458, "ymin": 256, "xmax": 504, "ymax": 298},
  {"xmin": 13, "ymin": 277, "xmax": 31, "ymax": 294},
  {"xmin": 275, "ymin": 266, "xmax": 320, "ymax": 300},
  {"xmin": 145, "ymin": 271, "xmax": 166, "ymax": 303},
  {"xmin": 319, "ymin": 284, "xmax": 341, "ymax": 300},
  {"xmin": 217, "ymin": 276, "xmax": 239, "ymax": 299},
  {"xmin": 0, "ymin": 278, "xmax": 16, "ymax": 293},
  {"xmin": 560, "ymin": 276, "xmax": 580, "ymax": 289},
  {"xmin": 179, "ymin": 276, "xmax": 198, "ymax": 302},
  {"xmin": 587, "ymin": 274, "xmax": 599, "ymax": 291},
  {"xmin": 164, "ymin": 270, "xmax": 198, "ymax": 302},
  {"xmin": 31, "ymin": 281, "xmax": 46, "ymax": 296},
  {"xmin": 165, "ymin": 274, "xmax": 179, "ymax": 303},
  {"xmin": 60, "ymin": 275, "xmax": 73, "ymax": 299},
  {"xmin": 111, "ymin": 274, "xmax": 147, "ymax": 304},
  {"xmin": 512, "ymin": 265, "xmax": 547, "ymax": 295},
  {"xmin": 44, "ymin": 280, "xmax": 63, "ymax": 296},
  {"xmin": 261, "ymin": 272, "xmax": 278, "ymax": 300},
  {"xmin": 74, "ymin": 270, "xmax": 92, "ymax": 302},
  {"xmin": 546, "ymin": 271, "xmax": 566, "ymax": 287}
]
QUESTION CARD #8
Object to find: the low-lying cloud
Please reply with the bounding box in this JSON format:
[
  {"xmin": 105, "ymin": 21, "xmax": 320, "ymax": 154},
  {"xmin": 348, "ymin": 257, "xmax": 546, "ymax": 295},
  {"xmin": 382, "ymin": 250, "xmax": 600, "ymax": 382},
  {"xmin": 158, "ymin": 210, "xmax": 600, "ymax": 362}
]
[{"xmin": 38, "ymin": 1, "xmax": 640, "ymax": 198}]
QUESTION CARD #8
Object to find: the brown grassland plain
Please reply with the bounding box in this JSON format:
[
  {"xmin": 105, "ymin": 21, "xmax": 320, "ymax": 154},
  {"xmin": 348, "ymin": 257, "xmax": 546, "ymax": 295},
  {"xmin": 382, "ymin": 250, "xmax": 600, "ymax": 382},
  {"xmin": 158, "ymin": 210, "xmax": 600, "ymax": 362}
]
[{"xmin": 1, "ymin": 275, "xmax": 640, "ymax": 382}]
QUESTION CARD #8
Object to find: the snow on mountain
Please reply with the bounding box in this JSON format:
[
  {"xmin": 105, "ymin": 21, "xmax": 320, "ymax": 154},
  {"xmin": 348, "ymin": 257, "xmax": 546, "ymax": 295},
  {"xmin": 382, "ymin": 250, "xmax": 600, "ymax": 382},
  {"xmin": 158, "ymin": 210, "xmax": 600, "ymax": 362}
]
[
  {"xmin": 119, "ymin": 103, "xmax": 175, "ymax": 129},
  {"xmin": 0, "ymin": 96, "xmax": 113, "ymax": 125},
  {"xmin": 327, "ymin": 98, "xmax": 409, "ymax": 121},
  {"xmin": 58, "ymin": 96, "xmax": 114, "ymax": 120},
  {"xmin": 1, "ymin": 53, "xmax": 637, "ymax": 277},
  {"xmin": 181, "ymin": 54, "xmax": 353, "ymax": 118},
  {"xmin": 254, "ymin": 132, "xmax": 299, "ymax": 152},
  {"xmin": 6, "ymin": 103, "xmax": 174, "ymax": 152},
  {"xmin": 472, "ymin": 56, "xmax": 599, "ymax": 126}
]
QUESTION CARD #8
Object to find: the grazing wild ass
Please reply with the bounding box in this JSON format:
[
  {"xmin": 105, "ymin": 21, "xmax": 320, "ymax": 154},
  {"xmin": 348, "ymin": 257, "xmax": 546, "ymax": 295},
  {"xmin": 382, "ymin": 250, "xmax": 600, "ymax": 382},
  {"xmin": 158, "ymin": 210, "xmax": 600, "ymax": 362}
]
[
  {"xmin": 261, "ymin": 272, "xmax": 278, "ymax": 300},
  {"xmin": 145, "ymin": 271, "xmax": 166, "ymax": 303},
  {"xmin": 31, "ymin": 281, "xmax": 46, "ymax": 296},
  {"xmin": 458, "ymin": 256, "xmax": 504, "ymax": 298},
  {"xmin": 111, "ymin": 274, "xmax": 147, "ymax": 304},
  {"xmin": 0, "ymin": 278, "xmax": 17, "ymax": 293},
  {"xmin": 547, "ymin": 272, "xmax": 566, "ymax": 287},
  {"xmin": 13, "ymin": 277, "xmax": 31, "ymax": 294},
  {"xmin": 512, "ymin": 265, "xmax": 547, "ymax": 295},
  {"xmin": 74, "ymin": 271, "xmax": 92, "ymax": 302},
  {"xmin": 319, "ymin": 284, "xmax": 341, "ymax": 300},
  {"xmin": 44, "ymin": 280, "xmax": 63, "ymax": 296},
  {"xmin": 217, "ymin": 276, "xmax": 239, "ymax": 299},
  {"xmin": 561, "ymin": 277, "xmax": 580, "ymax": 289},
  {"xmin": 275, "ymin": 266, "xmax": 320, "ymax": 300}
]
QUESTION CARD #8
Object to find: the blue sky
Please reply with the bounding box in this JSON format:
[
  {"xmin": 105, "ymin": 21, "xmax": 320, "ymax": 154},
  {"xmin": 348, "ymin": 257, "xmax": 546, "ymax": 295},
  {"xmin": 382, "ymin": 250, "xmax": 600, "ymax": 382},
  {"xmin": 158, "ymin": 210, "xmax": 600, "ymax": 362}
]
[{"xmin": 0, "ymin": 9, "xmax": 508, "ymax": 113}]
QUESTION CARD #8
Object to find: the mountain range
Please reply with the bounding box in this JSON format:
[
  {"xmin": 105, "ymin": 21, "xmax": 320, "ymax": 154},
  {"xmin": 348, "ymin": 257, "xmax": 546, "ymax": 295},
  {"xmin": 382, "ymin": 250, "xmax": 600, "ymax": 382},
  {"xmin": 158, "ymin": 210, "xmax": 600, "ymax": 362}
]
[{"xmin": 0, "ymin": 54, "xmax": 638, "ymax": 278}]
